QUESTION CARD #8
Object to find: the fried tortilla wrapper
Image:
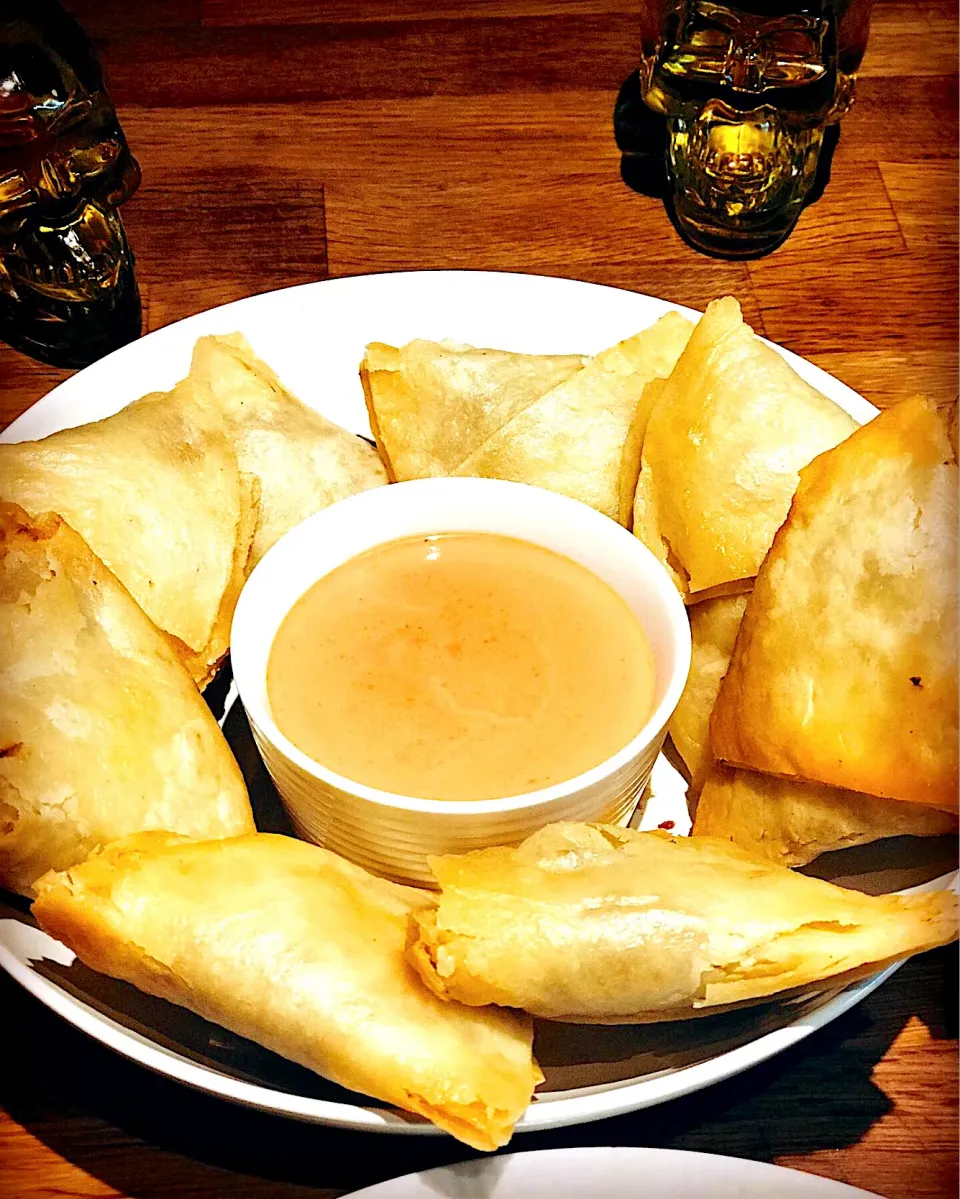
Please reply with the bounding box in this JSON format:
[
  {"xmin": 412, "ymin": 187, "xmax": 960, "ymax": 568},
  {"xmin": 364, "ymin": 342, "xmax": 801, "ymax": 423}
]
[
  {"xmin": 0, "ymin": 507, "xmax": 253, "ymax": 897},
  {"xmin": 693, "ymin": 764, "xmax": 958, "ymax": 867},
  {"xmin": 711, "ymin": 397, "xmax": 959, "ymax": 812},
  {"xmin": 33, "ymin": 832, "xmax": 541, "ymax": 1150},
  {"xmin": 454, "ymin": 314, "xmax": 693, "ymax": 524},
  {"xmin": 669, "ymin": 593, "xmax": 748, "ymax": 796},
  {"xmin": 410, "ymin": 823, "xmax": 958, "ymax": 1022},
  {"xmin": 177, "ymin": 469, "xmax": 258, "ymax": 689},
  {"xmin": 632, "ymin": 297, "xmax": 857, "ymax": 599},
  {"xmin": 618, "ymin": 377, "xmax": 666, "ymax": 529},
  {"xmin": 361, "ymin": 340, "xmax": 585, "ymax": 481},
  {"xmin": 0, "ymin": 379, "xmax": 256, "ymax": 685},
  {"xmin": 190, "ymin": 334, "xmax": 388, "ymax": 566},
  {"xmin": 674, "ymin": 592, "xmax": 955, "ymax": 861}
]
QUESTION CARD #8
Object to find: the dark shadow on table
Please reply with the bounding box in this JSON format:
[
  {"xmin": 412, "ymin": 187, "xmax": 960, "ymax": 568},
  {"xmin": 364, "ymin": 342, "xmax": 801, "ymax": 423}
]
[
  {"xmin": 613, "ymin": 71, "xmax": 841, "ymax": 260},
  {"xmin": 3, "ymin": 945, "xmax": 955, "ymax": 1197}
]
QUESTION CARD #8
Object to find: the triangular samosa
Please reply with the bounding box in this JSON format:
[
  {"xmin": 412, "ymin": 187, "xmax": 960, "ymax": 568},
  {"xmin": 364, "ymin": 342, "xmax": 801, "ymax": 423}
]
[
  {"xmin": 0, "ymin": 379, "xmax": 256, "ymax": 686},
  {"xmin": 361, "ymin": 339, "xmax": 585, "ymax": 480},
  {"xmin": 190, "ymin": 334, "xmax": 388, "ymax": 567},
  {"xmin": 632, "ymin": 297, "xmax": 857, "ymax": 599},
  {"xmin": 454, "ymin": 313, "xmax": 693, "ymax": 524},
  {"xmin": 693, "ymin": 764, "xmax": 957, "ymax": 867},
  {"xmin": 34, "ymin": 832, "xmax": 541, "ymax": 1151},
  {"xmin": 711, "ymin": 397, "xmax": 959, "ymax": 812},
  {"xmin": 673, "ymin": 591, "xmax": 953, "ymax": 860},
  {"xmin": 410, "ymin": 822, "xmax": 957, "ymax": 1022},
  {"xmin": 0, "ymin": 505, "xmax": 253, "ymax": 896}
]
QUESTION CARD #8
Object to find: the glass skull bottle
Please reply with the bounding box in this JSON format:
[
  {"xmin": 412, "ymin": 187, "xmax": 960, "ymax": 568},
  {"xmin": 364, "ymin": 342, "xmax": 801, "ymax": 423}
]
[
  {"xmin": 0, "ymin": 0, "xmax": 141, "ymax": 368},
  {"xmin": 637, "ymin": 0, "xmax": 872, "ymax": 257}
]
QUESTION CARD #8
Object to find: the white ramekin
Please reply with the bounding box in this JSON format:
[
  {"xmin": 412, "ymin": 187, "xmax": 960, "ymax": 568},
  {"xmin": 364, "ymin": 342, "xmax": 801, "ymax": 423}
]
[{"xmin": 231, "ymin": 478, "xmax": 691, "ymax": 886}]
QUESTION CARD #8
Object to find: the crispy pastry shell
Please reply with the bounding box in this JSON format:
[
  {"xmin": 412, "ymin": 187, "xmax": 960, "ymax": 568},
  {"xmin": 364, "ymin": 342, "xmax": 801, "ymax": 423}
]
[
  {"xmin": 190, "ymin": 333, "xmax": 387, "ymax": 567},
  {"xmin": 454, "ymin": 314, "xmax": 693, "ymax": 524},
  {"xmin": 632, "ymin": 297, "xmax": 856, "ymax": 599},
  {"xmin": 0, "ymin": 379, "xmax": 255, "ymax": 682},
  {"xmin": 360, "ymin": 340, "xmax": 584, "ymax": 481},
  {"xmin": 711, "ymin": 397, "xmax": 959, "ymax": 811},
  {"xmin": 0, "ymin": 506, "xmax": 253, "ymax": 896},
  {"xmin": 693, "ymin": 764, "xmax": 957, "ymax": 867},
  {"xmin": 669, "ymin": 592, "xmax": 749, "ymax": 795},
  {"xmin": 33, "ymin": 833, "xmax": 541, "ymax": 1150},
  {"xmin": 410, "ymin": 823, "xmax": 957, "ymax": 1022}
]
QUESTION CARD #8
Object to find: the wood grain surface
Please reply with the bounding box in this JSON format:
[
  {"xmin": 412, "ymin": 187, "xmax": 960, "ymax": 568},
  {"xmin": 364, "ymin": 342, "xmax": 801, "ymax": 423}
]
[{"xmin": 0, "ymin": 1, "xmax": 957, "ymax": 1197}]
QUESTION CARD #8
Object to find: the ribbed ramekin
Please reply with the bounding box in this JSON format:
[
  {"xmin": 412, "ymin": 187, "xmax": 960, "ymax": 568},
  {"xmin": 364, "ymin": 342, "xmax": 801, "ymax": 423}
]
[{"xmin": 231, "ymin": 478, "xmax": 690, "ymax": 887}]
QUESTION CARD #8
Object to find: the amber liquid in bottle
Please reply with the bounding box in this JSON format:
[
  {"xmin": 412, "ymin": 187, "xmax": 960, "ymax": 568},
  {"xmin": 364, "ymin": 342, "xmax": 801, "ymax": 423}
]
[
  {"xmin": 0, "ymin": 0, "xmax": 141, "ymax": 368},
  {"xmin": 635, "ymin": 0, "xmax": 872, "ymax": 257}
]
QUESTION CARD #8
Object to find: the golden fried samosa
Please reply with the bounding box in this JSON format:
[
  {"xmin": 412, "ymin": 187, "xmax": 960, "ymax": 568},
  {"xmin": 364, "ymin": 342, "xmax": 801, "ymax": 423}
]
[
  {"xmin": 711, "ymin": 397, "xmax": 959, "ymax": 812},
  {"xmin": 693, "ymin": 764, "xmax": 958, "ymax": 867},
  {"xmin": 676, "ymin": 593, "xmax": 954, "ymax": 861},
  {"xmin": 190, "ymin": 334, "xmax": 388, "ymax": 566},
  {"xmin": 361, "ymin": 340, "xmax": 585, "ymax": 481},
  {"xmin": 671, "ymin": 594, "xmax": 951, "ymax": 862},
  {"xmin": 0, "ymin": 506, "xmax": 253, "ymax": 897},
  {"xmin": 669, "ymin": 592, "xmax": 748, "ymax": 795},
  {"xmin": 34, "ymin": 832, "xmax": 541, "ymax": 1150},
  {"xmin": 410, "ymin": 823, "xmax": 957, "ymax": 1022},
  {"xmin": 0, "ymin": 379, "xmax": 256, "ymax": 685},
  {"xmin": 454, "ymin": 314, "xmax": 693, "ymax": 524},
  {"xmin": 632, "ymin": 297, "xmax": 857, "ymax": 599}
]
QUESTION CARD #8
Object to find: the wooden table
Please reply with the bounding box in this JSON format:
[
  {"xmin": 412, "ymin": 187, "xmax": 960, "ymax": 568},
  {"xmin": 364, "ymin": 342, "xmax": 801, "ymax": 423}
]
[{"xmin": 1, "ymin": 2, "xmax": 957, "ymax": 1197}]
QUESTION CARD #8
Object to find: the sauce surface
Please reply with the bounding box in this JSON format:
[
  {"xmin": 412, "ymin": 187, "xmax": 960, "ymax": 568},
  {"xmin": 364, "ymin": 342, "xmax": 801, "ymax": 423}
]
[{"xmin": 267, "ymin": 532, "xmax": 656, "ymax": 801}]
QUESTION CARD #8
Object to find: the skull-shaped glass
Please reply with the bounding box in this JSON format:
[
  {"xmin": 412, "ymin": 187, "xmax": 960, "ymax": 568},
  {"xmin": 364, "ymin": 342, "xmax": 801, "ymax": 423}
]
[
  {"xmin": 0, "ymin": 1, "xmax": 141, "ymax": 367},
  {"xmin": 637, "ymin": 0, "xmax": 872, "ymax": 256}
]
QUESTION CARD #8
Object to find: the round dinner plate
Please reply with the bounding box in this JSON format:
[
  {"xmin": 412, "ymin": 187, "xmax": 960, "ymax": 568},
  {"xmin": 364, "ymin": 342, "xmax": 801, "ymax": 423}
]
[
  {"xmin": 341, "ymin": 1146, "xmax": 881, "ymax": 1197},
  {"xmin": 1, "ymin": 271, "xmax": 955, "ymax": 1139}
]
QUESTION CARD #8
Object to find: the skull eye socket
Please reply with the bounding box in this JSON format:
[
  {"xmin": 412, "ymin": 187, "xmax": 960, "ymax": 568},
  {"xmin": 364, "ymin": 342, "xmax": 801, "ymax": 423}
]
[
  {"xmin": 767, "ymin": 30, "xmax": 819, "ymax": 59},
  {"xmin": 663, "ymin": 20, "xmax": 732, "ymax": 79},
  {"xmin": 68, "ymin": 137, "xmax": 121, "ymax": 180},
  {"xmin": 761, "ymin": 30, "xmax": 827, "ymax": 85},
  {"xmin": 5, "ymin": 44, "xmax": 69, "ymax": 109},
  {"xmin": 687, "ymin": 25, "xmax": 729, "ymax": 52}
]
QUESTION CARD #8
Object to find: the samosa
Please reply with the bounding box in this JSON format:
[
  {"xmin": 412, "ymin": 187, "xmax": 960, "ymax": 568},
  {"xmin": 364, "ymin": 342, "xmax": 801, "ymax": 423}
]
[
  {"xmin": 0, "ymin": 379, "xmax": 256, "ymax": 686},
  {"xmin": 191, "ymin": 333, "xmax": 387, "ymax": 566},
  {"xmin": 361, "ymin": 339, "xmax": 584, "ymax": 480},
  {"xmin": 673, "ymin": 595, "xmax": 953, "ymax": 862},
  {"xmin": 711, "ymin": 397, "xmax": 959, "ymax": 812},
  {"xmin": 454, "ymin": 314, "xmax": 693, "ymax": 524},
  {"xmin": 34, "ymin": 831, "xmax": 541, "ymax": 1151},
  {"xmin": 693, "ymin": 764, "xmax": 957, "ymax": 867},
  {"xmin": 669, "ymin": 592, "xmax": 748, "ymax": 795},
  {"xmin": 632, "ymin": 297, "xmax": 856, "ymax": 599},
  {"xmin": 0, "ymin": 505, "xmax": 253, "ymax": 897},
  {"xmin": 410, "ymin": 822, "xmax": 958, "ymax": 1022}
]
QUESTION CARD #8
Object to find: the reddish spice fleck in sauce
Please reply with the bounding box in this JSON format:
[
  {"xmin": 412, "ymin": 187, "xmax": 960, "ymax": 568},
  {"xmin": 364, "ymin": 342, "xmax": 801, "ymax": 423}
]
[{"xmin": 658, "ymin": 820, "xmax": 675, "ymax": 830}]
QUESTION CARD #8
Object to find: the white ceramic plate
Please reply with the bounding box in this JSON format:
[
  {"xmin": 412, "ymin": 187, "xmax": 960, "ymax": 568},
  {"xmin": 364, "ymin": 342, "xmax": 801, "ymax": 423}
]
[
  {"xmin": 1, "ymin": 271, "xmax": 955, "ymax": 1139},
  {"xmin": 342, "ymin": 1146, "xmax": 881, "ymax": 1197}
]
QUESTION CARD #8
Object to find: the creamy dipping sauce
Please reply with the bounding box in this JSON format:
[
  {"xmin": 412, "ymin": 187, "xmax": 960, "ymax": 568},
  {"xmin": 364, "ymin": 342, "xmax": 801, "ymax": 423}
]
[{"xmin": 267, "ymin": 532, "xmax": 656, "ymax": 801}]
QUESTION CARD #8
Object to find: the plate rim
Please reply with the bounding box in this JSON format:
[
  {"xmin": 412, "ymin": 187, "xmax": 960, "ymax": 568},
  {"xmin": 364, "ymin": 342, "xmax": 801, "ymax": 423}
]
[
  {"xmin": 0, "ymin": 933, "xmax": 903, "ymax": 1134},
  {"xmin": 0, "ymin": 268, "xmax": 933, "ymax": 1139},
  {"xmin": 339, "ymin": 1144, "xmax": 882, "ymax": 1197}
]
